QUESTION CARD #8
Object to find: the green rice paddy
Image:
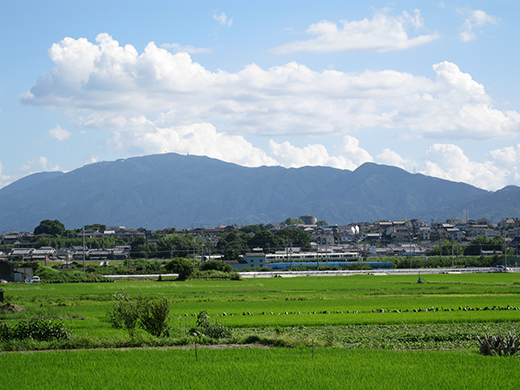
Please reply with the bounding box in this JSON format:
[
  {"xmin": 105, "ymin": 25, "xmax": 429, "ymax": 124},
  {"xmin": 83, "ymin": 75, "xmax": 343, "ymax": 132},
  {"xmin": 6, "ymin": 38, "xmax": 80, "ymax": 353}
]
[{"xmin": 1, "ymin": 272, "xmax": 520, "ymax": 389}]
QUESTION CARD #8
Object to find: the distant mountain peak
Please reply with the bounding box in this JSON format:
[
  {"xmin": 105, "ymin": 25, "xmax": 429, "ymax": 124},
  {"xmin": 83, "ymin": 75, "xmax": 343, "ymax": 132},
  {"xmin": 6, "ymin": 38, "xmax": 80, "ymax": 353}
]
[{"xmin": 0, "ymin": 153, "xmax": 515, "ymax": 231}]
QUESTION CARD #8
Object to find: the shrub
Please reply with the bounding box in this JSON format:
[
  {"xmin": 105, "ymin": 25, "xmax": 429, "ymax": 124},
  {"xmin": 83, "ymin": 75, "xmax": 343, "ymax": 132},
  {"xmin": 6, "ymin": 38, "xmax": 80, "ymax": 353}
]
[
  {"xmin": 165, "ymin": 258, "xmax": 194, "ymax": 280},
  {"xmin": 477, "ymin": 331, "xmax": 520, "ymax": 356},
  {"xmin": 139, "ymin": 296, "xmax": 170, "ymax": 337},
  {"xmin": 199, "ymin": 260, "xmax": 233, "ymax": 273},
  {"xmin": 190, "ymin": 269, "xmax": 241, "ymax": 281},
  {"xmin": 189, "ymin": 310, "xmax": 231, "ymax": 339},
  {"xmin": 107, "ymin": 288, "xmax": 170, "ymax": 337},
  {"xmin": 0, "ymin": 318, "xmax": 71, "ymax": 342}
]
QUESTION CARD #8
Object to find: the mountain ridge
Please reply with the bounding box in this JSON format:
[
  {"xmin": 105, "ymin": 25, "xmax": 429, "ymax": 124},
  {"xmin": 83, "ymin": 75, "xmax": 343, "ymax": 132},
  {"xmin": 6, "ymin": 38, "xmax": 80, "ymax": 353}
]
[{"xmin": 0, "ymin": 153, "xmax": 517, "ymax": 231}]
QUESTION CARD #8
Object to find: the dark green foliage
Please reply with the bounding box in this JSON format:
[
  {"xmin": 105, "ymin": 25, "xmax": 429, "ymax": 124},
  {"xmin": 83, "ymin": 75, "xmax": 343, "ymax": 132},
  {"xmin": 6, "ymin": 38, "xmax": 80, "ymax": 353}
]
[
  {"xmin": 190, "ymin": 270, "xmax": 241, "ymax": 281},
  {"xmin": 464, "ymin": 235, "xmax": 505, "ymax": 256},
  {"xmin": 247, "ymin": 230, "xmax": 284, "ymax": 252},
  {"xmin": 190, "ymin": 310, "xmax": 231, "ymax": 339},
  {"xmin": 216, "ymin": 231, "xmax": 250, "ymax": 254},
  {"xmin": 239, "ymin": 224, "xmax": 267, "ymax": 234},
  {"xmin": 477, "ymin": 331, "xmax": 520, "ymax": 356},
  {"xmin": 165, "ymin": 258, "xmax": 194, "ymax": 280},
  {"xmin": 156, "ymin": 233, "xmax": 207, "ymax": 258},
  {"xmin": 35, "ymin": 267, "xmax": 110, "ymax": 283},
  {"xmin": 0, "ymin": 318, "xmax": 71, "ymax": 342},
  {"xmin": 222, "ymin": 249, "xmax": 241, "ymax": 261},
  {"xmin": 427, "ymin": 240, "xmax": 463, "ymax": 256},
  {"xmin": 33, "ymin": 219, "xmax": 66, "ymax": 237},
  {"xmin": 139, "ymin": 296, "xmax": 170, "ymax": 337},
  {"xmin": 130, "ymin": 236, "xmax": 152, "ymax": 259},
  {"xmin": 83, "ymin": 224, "xmax": 106, "ymax": 233},
  {"xmin": 199, "ymin": 260, "xmax": 232, "ymax": 272},
  {"xmin": 281, "ymin": 217, "xmax": 304, "ymax": 225},
  {"xmin": 34, "ymin": 235, "xmax": 124, "ymax": 250},
  {"xmin": 276, "ymin": 228, "xmax": 312, "ymax": 251},
  {"xmin": 107, "ymin": 288, "xmax": 170, "ymax": 337}
]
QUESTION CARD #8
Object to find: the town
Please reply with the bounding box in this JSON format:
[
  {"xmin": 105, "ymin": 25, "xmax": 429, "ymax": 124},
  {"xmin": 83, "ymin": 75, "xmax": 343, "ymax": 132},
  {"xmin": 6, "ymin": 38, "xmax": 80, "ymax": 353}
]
[{"xmin": 2, "ymin": 215, "xmax": 519, "ymax": 270}]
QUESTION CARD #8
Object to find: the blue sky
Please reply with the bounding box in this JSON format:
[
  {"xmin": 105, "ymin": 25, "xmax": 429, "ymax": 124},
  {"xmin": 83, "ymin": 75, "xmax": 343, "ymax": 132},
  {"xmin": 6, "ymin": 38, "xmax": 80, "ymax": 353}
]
[{"xmin": 1, "ymin": 0, "xmax": 519, "ymax": 191}]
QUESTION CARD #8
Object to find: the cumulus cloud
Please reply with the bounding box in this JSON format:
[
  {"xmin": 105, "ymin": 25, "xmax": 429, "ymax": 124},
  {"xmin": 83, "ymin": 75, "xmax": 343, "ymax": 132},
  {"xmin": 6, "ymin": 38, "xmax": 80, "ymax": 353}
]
[
  {"xmin": 0, "ymin": 161, "xmax": 11, "ymax": 188},
  {"xmin": 269, "ymin": 135, "xmax": 372, "ymax": 170},
  {"xmin": 376, "ymin": 148, "xmax": 413, "ymax": 170},
  {"xmin": 21, "ymin": 34, "xmax": 520, "ymax": 158},
  {"xmin": 107, "ymin": 118, "xmax": 277, "ymax": 168},
  {"xmin": 47, "ymin": 125, "xmax": 71, "ymax": 141},
  {"xmin": 489, "ymin": 144, "xmax": 520, "ymax": 182},
  {"xmin": 460, "ymin": 9, "xmax": 499, "ymax": 42},
  {"xmin": 422, "ymin": 144, "xmax": 507, "ymax": 190},
  {"xmin": 84, "ymin": 154, "xmax": 100, "ymax": 165},
  {"xmin": 272, "ymin": 8, "xmax": 440, "ymax": 54},
  {"xmin": 20, "ymin": 156, "xmax": 61, "ymax": 173},
  {"xmin": 160, "ymin": 43, "xmax": 213, "ymax": 54},
  {"xmin": 214, "ymin": 12, "xmax": 232, "ymax": 26}
]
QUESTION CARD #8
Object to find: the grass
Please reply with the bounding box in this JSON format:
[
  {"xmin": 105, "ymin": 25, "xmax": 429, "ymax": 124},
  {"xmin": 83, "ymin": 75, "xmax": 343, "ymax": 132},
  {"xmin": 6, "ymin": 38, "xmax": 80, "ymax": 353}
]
[
  {"xmin": 2, "ymin": 272, "xmax": 520, "ymax": 389},
  {"xmin": 3, "ymin": 273, "xmax": 520, "ymax": 332},
  {"xmin": 1, "ymin": 348, "xmax": 520, "ymax": 390}
]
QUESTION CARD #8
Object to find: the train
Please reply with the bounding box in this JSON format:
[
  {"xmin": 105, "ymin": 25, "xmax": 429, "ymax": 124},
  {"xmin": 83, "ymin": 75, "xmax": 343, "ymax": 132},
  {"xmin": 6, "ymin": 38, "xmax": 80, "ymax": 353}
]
[{"xmin": 265, "ymin": 261, "xmax": 392, "ymax": 270}]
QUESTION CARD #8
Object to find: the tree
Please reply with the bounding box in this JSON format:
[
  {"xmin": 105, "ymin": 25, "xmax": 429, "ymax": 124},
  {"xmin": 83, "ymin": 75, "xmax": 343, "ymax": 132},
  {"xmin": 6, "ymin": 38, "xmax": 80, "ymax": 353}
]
[
  {"xmin": 247, "ymin": 230, "xmax": 284, "ymax": 252},
  {"xmin": 222, "ymin": 249, "xmax": 241, "ymax": 261},
  {"xmin": 83, "ymin": 224, "xmax": 106, "ymax": 233},
  {"xmin": 281, "ymin": 217, "xmax": 304, "ymax": 226},
  {"xmin": 130, "ymin": 236, "xmax": 150, "ymax": 259},
  {"xmin": 165, "ymin": 257, "xmax": 194, "ymax": 280},
  {"xmin": 276, "ymin": 227, "xmax": 312, "ymax": 251},
  {"xmin": 216, "ymin": 231, "xmax": 249, "ymax": 254},
  {"xmin": 464, "ymin": 235, "xmax": 504, "ymax": 256},
  {"xmin": 239, "ymin": 224, "xmax": 267, "ymax": 234},
  {"xmin": 34, "ymin": 219, "xmax": 66, "ymax": 237}
]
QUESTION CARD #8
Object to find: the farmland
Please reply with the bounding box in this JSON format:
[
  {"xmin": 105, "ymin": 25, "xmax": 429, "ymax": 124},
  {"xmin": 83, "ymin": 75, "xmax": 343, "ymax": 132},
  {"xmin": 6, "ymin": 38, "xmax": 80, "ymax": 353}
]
[{"xmin": 1, "ymin": 273, "xmax": 520, "ymax": 389}]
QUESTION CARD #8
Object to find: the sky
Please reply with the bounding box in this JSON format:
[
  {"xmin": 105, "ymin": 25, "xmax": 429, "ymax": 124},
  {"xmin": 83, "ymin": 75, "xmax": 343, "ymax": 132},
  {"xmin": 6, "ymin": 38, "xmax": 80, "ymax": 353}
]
[{"xmin": 1, "ymin": 0, "xmax": 519, "ymax": 191}]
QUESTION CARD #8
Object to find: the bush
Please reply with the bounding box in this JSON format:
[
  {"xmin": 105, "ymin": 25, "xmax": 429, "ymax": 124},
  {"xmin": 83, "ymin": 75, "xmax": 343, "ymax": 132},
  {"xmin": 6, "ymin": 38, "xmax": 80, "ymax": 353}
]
[
  {"xmin": 189, "ymin": 310, "xmax": 231, "ymax": 339},
  {"xmin": 165, "ymin": 258, "xmax": 194, "ymax": 280},
  {"xmin": 107, "ymin": 288, "xmax": 170, "ymax": 337},
  {"xmin": 190, "ymin": 270, "xmax": 241, "ymax": 281},
  {"xmin": 35, "ymin": 266, "xmax": 110, "ymax": 283},
  {"xmin": 0, "ymin": 318, "xmax": 71, "ymax": 342}
]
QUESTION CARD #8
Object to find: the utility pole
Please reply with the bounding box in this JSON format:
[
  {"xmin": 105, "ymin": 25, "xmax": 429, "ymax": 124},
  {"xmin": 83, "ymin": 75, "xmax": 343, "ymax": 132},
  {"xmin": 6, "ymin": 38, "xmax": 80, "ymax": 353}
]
[
  {"xmin": 451, "ymin": 241, "xmax": 455, "ymax": 268},
  {"xmin": 82, "ymin": 226, "xmax": 85, "ymax": 272}
]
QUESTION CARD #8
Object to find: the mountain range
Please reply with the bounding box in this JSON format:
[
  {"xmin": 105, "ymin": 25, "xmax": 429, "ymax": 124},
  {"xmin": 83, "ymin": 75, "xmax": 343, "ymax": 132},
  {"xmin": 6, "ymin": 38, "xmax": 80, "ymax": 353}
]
[{"xmin": 0, "ymin": 153, "xmax": 519, "ymax": 232}]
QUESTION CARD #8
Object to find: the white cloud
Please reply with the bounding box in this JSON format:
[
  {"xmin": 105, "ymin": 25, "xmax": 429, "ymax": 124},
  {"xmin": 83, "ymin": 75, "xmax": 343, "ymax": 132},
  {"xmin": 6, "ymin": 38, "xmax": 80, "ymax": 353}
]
[
  {"xmin": 20, "ymin": 156, "xmax": 61, "ymax": 173},
  {"xmin": 272, "ymin": 9, "xmax": 440, "ymax": 54},
  {"xmin": 84, "ymin": 154, "xmax": 100, "ymax": 165},
  {"xmin": 376, "ymin": 148, "xmax": 413, "ymax": 170},
  {"xmin": 160, "ymin": 43, "xmax": 213, "ymax": 54},
  {"xmin": 108, "ymin": 119, "xmax": 277, "ymax": 168},
  {"xmin": 0, "ymin": 161, "xmax": 11, "ymax": 188},
  {"xmin": 214, "ymin": 12, "xmax": 233, "ymax": 26},
  {"xmin": 460, "ymin": 9, "xmax": 499, "ymax": 42},
  {"xmin": 422, "ymin": 144, "xmax": 507, "ymax": 190},
  {"xmin": 489, "ymin": 144, "xmax": 520, "ymax": 182},
  {"xmin": 269, "ymin": 135, "xmax": 372, "ymax": 170},
  {"xmin": 22, "ymin": 35, "xmax": 520, "ymax": 146},
  {"xmin": 47, "ymin": 125, "xmax": 71, "ymax": 141}
]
